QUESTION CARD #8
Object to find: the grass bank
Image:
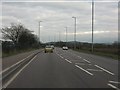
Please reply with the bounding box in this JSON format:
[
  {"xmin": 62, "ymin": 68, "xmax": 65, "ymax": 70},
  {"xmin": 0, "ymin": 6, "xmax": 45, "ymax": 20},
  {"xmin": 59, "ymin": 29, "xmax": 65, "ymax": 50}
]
[{"xmin": 74, "ymin": 49, "xmax": 118, "ymax": 60}]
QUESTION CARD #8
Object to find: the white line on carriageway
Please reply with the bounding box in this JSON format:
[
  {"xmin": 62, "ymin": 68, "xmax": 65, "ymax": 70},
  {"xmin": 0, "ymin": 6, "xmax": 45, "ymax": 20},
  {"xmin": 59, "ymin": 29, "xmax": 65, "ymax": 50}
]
[
  {"xmin": 75, "ymin": 65, "xmax": 93, "ymax": 76},
  {"xmin": 3, "ymin": 55, "xmax": 37, "ymax": 88},
  {"xmin": 109, "ymin": 81, "xmax": 120, "ymax": 84},
  {"xmin": 108, "ymin": 83, "xmax": 120, "ymax": 90},
  {"xmin": 83, "ymin": 59, "xmax": 91, "ymax": 63},
  {"xmin": 65, "ymin": 59, "xmax": 72, "ymax": 63},
  {"xmin": 95, "ymin": 65, "xmax": 115, "ymax": 75}
]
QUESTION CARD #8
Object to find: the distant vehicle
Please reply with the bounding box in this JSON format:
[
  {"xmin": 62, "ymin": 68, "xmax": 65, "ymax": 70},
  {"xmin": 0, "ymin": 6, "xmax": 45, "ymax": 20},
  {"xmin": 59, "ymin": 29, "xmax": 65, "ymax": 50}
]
[
  {"xmin": 44, "ymin": 45, "xmax": 53, "ymax": 53},
  {"xmin": 62, "ymin": 46, "xmax": 68, "ymax": 50},
  {"xmin": 51, "ymin": 45, "xmax": 55, "ymax": 49}
]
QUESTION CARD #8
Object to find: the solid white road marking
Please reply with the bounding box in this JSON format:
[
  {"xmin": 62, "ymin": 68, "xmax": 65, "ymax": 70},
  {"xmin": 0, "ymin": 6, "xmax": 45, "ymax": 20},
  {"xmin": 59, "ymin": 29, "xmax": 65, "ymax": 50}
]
[
  {"xmin": 87, "ymin": 69, "xmax": 103, "ymax": 72},
  {"xmin": 60, "ymin": 56, "xmax": 64, "ymax": 59},
  {"xmin": 83, "ymin": 59, "xmax": 91, "ymax": 63},
  {"xmin": 108, "ymin": 83, "xmax": 120, "ymax": 90},
  {"xmin": 3, "ymin": 55, "xmax": 37, "ymax": 88},
  {"xmin": 1, "ymin": 53, "xmax": 35, "ymax": 74},
  {"xmin": 65, "ymin": 59, "xmax": 72, "ymax": 63},
  {"xmin": 75, "ymin": 65, "xmax": 93, "ymax": 76},
  {"xmin": 95, "ymin": 65, "xmax": 115, "ymax": 75},
  {"xmin": 109, "ymin": 81, "xmax": 120, "ymax": 84}
]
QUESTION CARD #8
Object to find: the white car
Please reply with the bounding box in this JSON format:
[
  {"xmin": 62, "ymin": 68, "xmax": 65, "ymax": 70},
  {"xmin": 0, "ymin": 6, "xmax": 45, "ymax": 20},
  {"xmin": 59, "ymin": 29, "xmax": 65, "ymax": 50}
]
[{"xmin": 62, "ymin": 46, "xmax": 68, "ymax": 50}]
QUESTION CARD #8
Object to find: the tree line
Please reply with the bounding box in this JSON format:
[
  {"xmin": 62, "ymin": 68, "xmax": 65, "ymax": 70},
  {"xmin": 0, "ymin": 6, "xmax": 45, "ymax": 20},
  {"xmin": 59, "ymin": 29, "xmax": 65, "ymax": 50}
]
[{"xmin": 2, "ymin": 23, "xmax": 40, "ymax": 54}]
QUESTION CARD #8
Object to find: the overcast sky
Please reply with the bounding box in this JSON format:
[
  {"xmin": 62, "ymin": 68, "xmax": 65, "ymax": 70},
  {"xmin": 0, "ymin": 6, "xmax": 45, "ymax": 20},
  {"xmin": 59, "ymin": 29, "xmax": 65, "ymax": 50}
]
[{"xmin": 1, "ymin": 0, "xmax": 119, "ymax": 43}]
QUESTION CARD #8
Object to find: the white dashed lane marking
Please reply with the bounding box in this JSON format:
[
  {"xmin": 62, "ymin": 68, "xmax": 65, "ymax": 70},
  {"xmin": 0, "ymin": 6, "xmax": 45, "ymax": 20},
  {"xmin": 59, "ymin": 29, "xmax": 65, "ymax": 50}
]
[
  {"xmin": 108, "ymin": 83, "xmax": 120, "ymax": 90},
  {"xmin": 109, "ymin": 81, "xmax": 120, "ymax": 84},
  {"xmin": 65, "ymin": 59, "xmax": 72, "ymax": 63},
  {"xmin": 60, "ymin": 56, "xmax": 64, "ymax": 59},
  {"xmin": 75, "ymin": 65, "xmax": 93, "ymax": 76},
  {"xmin": 95, "ymin": 65, "xmax": 115, "ymax": 75},
  {"xmin": 83, "ymin": 59, "xmax": 91, "ymax": 63}
]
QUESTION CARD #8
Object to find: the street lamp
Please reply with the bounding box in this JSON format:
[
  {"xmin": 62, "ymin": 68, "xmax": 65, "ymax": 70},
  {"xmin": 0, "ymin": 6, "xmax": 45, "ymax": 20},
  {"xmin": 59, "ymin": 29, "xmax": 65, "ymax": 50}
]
[
  {"xmin": 59, "ymin": 31, "xmax": 61, "ymax": 47},
  {"xmin": 91, "ymin": 0, "xmax": 94, "ymax": 52},
  {"xmin": 65, "ymin": 27, "xmax": 68, "ymax": 46},
  {"xmin": 38, "ymin": 21, "xmax": 42, "ymax": 43},
  {"xmin": 72, "ymin": 16, "xmax": 77, "ymax": 50},
  {"xmin": 59, "ymin": 31, "xmax": 61, "ymax": 42}
]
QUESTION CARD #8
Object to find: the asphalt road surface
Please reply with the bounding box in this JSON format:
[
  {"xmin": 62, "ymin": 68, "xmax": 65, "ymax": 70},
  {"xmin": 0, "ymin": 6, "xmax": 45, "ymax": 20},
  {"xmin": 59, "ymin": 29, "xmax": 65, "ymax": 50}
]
[{"xmin": 5, "ymin": 48, "xmax": 119, "ymax": 88}]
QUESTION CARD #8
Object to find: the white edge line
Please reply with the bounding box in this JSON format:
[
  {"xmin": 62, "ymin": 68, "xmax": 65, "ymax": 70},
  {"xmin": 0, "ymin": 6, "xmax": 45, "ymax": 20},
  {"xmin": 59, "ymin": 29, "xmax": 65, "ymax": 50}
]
[
  {"xmin": 109, "ymin": 81, "xmax": 120, "ymax": 84},
  {"xmin": 95, "ymin": 65, "xmax": 115, "ymax": 75},
  {"xmin": 65, "ymin": 59, "xmax": 72, "ymax": 63},
  {"xmin": 55, "ymin": 52, "xmax": 64, "ymax": 59},
  {"xmin": 75, "ymin": 65, "xmax": 93, "ymax": 76},
  {"xmin": 108, "ymin": 83, "xmax": 120, "ymax": 90},
  {"xmin": 3, "ymin": 55, "xmax": 37, "ymax": 88},
  {"xmin": 83, "ymin": 59, "xmax": 91, "ymax": 63},
  {"xmin": 60, "ymin": 56, "xmax": 64, "ymax": 59},
  {"xmin": 1, "ymin": 53, "xmax": 35, "ymax": 74}
]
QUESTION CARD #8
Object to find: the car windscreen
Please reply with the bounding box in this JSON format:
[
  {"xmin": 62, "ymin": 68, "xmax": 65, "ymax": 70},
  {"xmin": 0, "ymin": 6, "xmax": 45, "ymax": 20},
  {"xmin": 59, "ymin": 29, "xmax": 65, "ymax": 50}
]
[{"xmin": 45, "ymin": 46, "xmax": 51, "ymax": 48}]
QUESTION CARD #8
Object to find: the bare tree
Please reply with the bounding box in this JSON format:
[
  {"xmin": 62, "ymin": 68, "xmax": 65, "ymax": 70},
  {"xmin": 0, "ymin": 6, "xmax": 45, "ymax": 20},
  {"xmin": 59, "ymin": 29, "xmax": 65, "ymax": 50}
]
[{"xmin": 1, "ymin": 23, "xmax": 25, "ymax": 46}]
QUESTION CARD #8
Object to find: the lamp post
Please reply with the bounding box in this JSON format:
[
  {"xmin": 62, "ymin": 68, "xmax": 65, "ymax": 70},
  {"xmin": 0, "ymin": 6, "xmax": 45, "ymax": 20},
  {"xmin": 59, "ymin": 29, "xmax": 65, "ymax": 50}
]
[
  {"xmin": 38, "ymin": 21, "xmax": 42, "ymax": 43},
  {"xmin": 91, "ymin": 0, "xmax": 94, "ymax": 52},
  {"xmin": 65, "ymin": 27, "xmax": 67, "ymax": 46},
  {"xmin": 72, "ymin": 16, "xmax": 77, "ymax": 50}
]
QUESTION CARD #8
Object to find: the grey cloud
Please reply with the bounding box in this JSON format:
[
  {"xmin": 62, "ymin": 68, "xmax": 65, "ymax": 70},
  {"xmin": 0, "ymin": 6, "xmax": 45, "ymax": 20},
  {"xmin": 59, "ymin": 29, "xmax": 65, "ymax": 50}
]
[{"xmin": 1, "ymin": 1, "xmax": 118, "ymax": 43}]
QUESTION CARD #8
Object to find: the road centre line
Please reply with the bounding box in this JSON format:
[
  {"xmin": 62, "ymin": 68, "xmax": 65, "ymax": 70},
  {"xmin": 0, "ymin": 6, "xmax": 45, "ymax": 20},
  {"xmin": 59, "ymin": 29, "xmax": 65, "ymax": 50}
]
[
  {"xmin": 3, "ymin": 55, "xmax": 37, "ymax": 88},
  {"xmin": 108, "ymin": 83, "xmax": 120, "ymax": 90},
  {"xmin": 65, "ymin": 59, "xmax": 72, "ymax": 63},
  {"xmin": 109, "ymin": 81, "xmax": 120, "ymax": 84},
  {"xmin": 95, "ymin": 65, "xmax": 115, "ymax": 75},
  {"xmin": 75, "ymin": 65, "xmax": 93, "ymax": 76},
  {"xmin": 83, "ymin": 59, "xmax": 91, "ymax": 63}
]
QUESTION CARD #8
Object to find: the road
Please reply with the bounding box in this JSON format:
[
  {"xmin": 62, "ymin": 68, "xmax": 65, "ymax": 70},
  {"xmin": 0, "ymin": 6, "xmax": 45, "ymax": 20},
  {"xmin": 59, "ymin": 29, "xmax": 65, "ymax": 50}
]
[{"xmin": 5, "ymin": 48, "xmax": 119, "ymax": 88}]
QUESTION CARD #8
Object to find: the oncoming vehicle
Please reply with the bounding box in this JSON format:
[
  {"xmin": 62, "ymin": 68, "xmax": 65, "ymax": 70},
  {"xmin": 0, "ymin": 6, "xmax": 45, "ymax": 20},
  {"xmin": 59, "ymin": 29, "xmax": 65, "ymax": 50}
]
[
  {"xmin": 44, "ymin": 45, "xmax": 53, "ymax": 53},
  {"xmin": 62, "ymin": 46, "xmax": 68, "ymax": 50}
]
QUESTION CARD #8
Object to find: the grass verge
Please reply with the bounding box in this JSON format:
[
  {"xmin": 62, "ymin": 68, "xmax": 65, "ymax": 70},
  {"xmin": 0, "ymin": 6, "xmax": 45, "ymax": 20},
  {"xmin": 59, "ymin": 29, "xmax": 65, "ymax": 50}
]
[{"xmin": 74, "ymin": 49, "xmax": 118, "ymax": 60}]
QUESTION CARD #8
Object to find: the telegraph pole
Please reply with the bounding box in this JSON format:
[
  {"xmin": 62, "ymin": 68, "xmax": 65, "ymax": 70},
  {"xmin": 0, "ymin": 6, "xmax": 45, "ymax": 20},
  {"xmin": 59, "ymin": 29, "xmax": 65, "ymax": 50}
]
[
  {"xmin": 72, "ymin": 16, "xmax": 77, "ymax": 50},
  {"xmin": 92, "ymin": 0, "xmax": 94, "ymax": 53}
]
